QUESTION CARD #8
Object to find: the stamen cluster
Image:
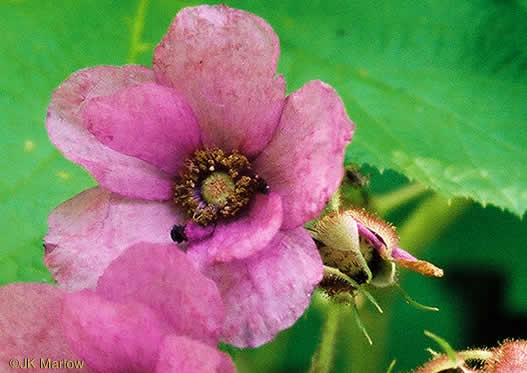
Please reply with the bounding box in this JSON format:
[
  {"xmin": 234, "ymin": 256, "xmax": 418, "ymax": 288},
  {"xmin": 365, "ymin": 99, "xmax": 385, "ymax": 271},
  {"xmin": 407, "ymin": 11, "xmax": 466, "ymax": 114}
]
[{"xmin": 173, "ymin": 147, "xmax": 266, "ymax": 225}]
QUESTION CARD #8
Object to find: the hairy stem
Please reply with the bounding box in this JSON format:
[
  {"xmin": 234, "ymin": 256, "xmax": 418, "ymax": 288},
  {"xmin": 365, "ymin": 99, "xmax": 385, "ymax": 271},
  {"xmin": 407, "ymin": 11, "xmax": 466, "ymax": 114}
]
[{"xmin": 309, "ymin": 304, "xmax": 340, "ymax": 373}]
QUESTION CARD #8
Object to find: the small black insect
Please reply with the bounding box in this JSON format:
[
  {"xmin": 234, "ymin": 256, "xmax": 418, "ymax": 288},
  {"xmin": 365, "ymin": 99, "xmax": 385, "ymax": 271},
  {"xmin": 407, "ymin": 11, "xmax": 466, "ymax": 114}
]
[
  {"xmin": 170, "ymin": 224, "xmax": 188, "ymax": 243},
  {"xmin": 254, "ymin": 175, "xmax": 270, "ymax": 194}
]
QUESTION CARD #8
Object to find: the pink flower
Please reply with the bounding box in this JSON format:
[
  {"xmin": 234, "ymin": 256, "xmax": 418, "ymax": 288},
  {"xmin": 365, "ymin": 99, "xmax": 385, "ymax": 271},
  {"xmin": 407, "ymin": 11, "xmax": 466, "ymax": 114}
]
[
  {"xmin": 0, "ymin": 244, "xmax": 234, "ymax": 373},
  {"xmin": 44, "ymin": 5, "xmax": 354, "ymax": 347}
]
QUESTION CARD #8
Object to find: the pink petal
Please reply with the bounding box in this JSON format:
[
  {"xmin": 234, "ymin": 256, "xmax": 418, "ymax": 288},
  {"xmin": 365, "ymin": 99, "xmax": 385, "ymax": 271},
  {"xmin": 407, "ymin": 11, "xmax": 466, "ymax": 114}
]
[
  {"xmin": 154, "ymin": 5, "xmax": 285, "ymax": 158},
  {"xmin": 391, "ymin": 247, "xmax": 444, "ymax": 277},
  {"xmin": 82, "ymin": 82, "xmax": 201, "ymax": 175},
  {"xmin": 184, "ymin": 221, "xmax": 215, "ymax": 242},
  {"xmin": 357, "ymin": 222, "xmax": 386, "ymax": 253},
  {"xmin": 44, "ymin": 187, "xmax": 181, "ymax": 291},
  {"xmin": 96, "ymin": 243, "xmax": 225, "ymax": 346},
  {"xmin": 254, "ymin": 81, "xmax": 354, "ymax": 229},
  {"xmin": 62, "ymin": 290, "xmax": 166, "ymax": 373},
  {"xmin": 189, "ymin": 227, "xmax": 323, "ymax": 347},
  {"xmin": 155, "ymin": 335, "xmax": 235, "ymax": 373},
  {"xmin": 188, "ymin": 192, "xmax": 282, "ymax": 263},
  {"xmin": 0, "ymin": 284, "xmax": 92, "ymax": 372},
  {"xmin": 47, "ymin": 65, "xmax": 174, "ymax": 200},
  {"xmin": 390, "ymin": 246, "xmax": 418, "ymax": 261}
]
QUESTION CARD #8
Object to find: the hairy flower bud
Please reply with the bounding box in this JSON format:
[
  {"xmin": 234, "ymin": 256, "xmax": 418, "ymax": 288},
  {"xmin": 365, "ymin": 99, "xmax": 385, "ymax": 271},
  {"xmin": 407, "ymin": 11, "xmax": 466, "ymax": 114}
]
[
  {"xmin": 485, "ymin": 340, "xmax": 527, "ymax": 373},
  {"xmin": 308, "ymin": 200, "xmax": 443, "ymax": 343},
  {"xmin": 309, "ymin": 205, "xmax": 443, "ymax": 298},
  {"xmin": 415, "ymin": 332, "xmax": 526, "ymax": 373}
]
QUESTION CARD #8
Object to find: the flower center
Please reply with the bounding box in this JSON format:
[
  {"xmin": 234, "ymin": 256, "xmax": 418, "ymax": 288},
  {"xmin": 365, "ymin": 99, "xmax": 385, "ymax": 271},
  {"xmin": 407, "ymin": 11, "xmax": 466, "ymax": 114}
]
[
  {"xmin": 173, "ymin": 147, "xmax": 268, "ymax": 226},
  {"xmin": 200, "ymin": 172, "xmax": 235, "ymax": 207}
]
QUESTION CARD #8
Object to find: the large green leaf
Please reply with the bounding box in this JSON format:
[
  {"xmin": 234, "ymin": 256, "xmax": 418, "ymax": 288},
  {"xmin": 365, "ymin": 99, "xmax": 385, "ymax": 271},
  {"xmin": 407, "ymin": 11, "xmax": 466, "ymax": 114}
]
[{"xmin": 260, "ymin": 0, "xmax": 527, "ymax": 216}]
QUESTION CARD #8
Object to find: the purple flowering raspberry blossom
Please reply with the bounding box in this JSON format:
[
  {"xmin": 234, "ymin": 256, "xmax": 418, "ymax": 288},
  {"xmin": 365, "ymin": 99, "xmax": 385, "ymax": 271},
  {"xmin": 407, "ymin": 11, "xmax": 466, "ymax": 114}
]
[
  {"xmin": 0, "ymin": 243, "xmax": 234, "ymax": 373},
  {"xmin": 44, "ymin": 5, "xmax": 354, "ymax": 347}
]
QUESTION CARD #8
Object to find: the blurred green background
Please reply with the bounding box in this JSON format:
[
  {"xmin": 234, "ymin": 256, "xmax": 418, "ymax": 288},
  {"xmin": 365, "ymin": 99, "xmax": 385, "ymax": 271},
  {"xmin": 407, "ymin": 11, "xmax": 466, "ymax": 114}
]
[{"xmin": 2, "ymin": 0, "xmax": 526, "ymax": 371}]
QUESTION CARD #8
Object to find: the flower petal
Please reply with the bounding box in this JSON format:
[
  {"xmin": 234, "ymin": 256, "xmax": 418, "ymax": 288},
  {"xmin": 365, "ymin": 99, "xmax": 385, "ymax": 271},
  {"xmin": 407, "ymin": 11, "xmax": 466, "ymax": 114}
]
[
  {"xmin": 189, "ymin": 227, "xmax": 323, "ymax": 347},
  {"xmin": 0, "ymin": 284, "xmax": 91, "ymax": 372},
  {"xmin": 62, "ymin": 290, "xmax": 166, "ymax": 373},
  {"xmin": 154, "ymin": 5, "xmax": 285, "ymax": 157},
  {"xmin": 47, "ymin": 65, "xmax": 174, "ymax": 200},
  {"xmin": 44, "ymin": 187, "xmax": 181, "ymax": 291},
  {"xmin": 254, "ymin": 81, "xmax": 354, "ymax": 229},
  {"xmin": 82, "ymin": 82, "xmax": 201, "ymax": 175},
  {"xmin": 188, "ymin": 192, "xmax": 282, "ymax": 263},
  {"xmin": 96, "ymin": 242, "xmax": 224, "ymax": 346},
  {"xmin": 391, "ymin": 247, "xmax": 444, "ymax": 277},
  {"xmin": 184, "ymin": 222, "xmax": 215, "ymax": 242},
  {"xmin": 155, "ymin": 335, "xmax": 235, "ymax": 373}
]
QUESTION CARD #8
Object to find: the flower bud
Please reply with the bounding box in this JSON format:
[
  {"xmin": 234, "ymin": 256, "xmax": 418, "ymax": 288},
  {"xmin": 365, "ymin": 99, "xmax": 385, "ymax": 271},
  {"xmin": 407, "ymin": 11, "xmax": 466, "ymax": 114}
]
[
  {"xmin": 310, "ymin": 206, "xmax": 443, "ymax": 297},
  {"xmin": 485, "ymin": 340, "xmax": 527, "ymax": 373},
  {"xmin": 416, "ymin": 331, "xmax": 491, "ymax": 373}
]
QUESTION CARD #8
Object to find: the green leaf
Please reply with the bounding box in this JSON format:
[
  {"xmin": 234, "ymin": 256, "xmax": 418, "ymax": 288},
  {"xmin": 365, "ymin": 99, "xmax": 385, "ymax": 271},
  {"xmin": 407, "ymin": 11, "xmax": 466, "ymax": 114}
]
[{"xmin": 253, "ymin": 0, "xmax": 527, "ymax": 216}]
